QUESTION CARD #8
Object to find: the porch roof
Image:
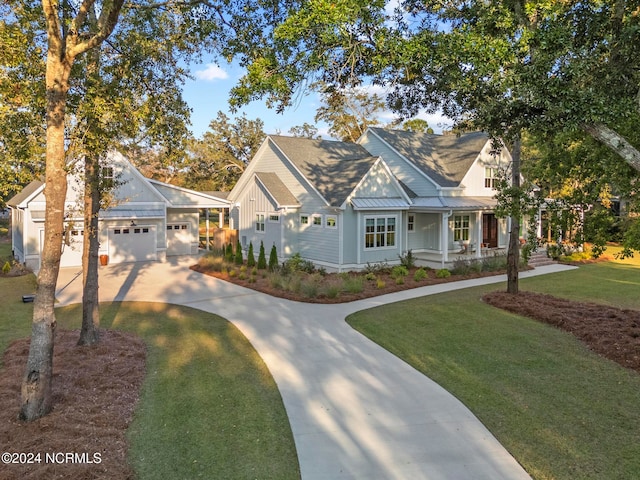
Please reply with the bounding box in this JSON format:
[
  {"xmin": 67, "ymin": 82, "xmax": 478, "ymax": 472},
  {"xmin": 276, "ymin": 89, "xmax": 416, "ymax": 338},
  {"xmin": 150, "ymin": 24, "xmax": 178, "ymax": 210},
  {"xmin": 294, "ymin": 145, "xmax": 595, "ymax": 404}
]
[
  {"xmin": 351, "ymin": 197, "xmax": 411, "ymax": 210},
  {"xmin": 411, "ymin": 196, "xmax": 497, "ymax": 210}
]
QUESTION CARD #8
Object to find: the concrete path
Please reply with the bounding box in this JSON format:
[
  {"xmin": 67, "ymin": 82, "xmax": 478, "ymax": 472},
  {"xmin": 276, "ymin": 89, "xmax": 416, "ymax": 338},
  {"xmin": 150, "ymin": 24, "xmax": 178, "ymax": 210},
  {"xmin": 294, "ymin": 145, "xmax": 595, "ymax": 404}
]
[{"xmin": 56, "ymin": 258, "xmax": 576, "ymax": 480}]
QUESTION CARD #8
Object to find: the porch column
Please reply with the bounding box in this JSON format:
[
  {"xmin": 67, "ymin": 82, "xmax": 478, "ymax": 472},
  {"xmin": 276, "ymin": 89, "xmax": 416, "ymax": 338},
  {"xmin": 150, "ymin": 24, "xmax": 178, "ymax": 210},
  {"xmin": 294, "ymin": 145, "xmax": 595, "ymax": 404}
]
[
  {"xmin": 205, "ymin": 209, "xmax": 210, "ymax": 251},
  {"xmin": 218, "ymin": 209, "xmax": 224, "ymax": 228},
  {"xmin": 441, "ymin": 210, "xmax": 452, "ymax": 267},
  {"xmin": 475, "ymin": 211, "xmax": 482, "ymax": 259}
]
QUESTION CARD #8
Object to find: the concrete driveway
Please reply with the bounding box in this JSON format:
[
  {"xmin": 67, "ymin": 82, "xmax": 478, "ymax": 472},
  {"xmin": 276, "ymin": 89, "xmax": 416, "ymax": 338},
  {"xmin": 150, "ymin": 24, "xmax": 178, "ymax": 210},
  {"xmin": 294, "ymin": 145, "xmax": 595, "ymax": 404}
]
[{"xmin": 56, "ymin": 257, "xmax": 574, "ymax": 479}]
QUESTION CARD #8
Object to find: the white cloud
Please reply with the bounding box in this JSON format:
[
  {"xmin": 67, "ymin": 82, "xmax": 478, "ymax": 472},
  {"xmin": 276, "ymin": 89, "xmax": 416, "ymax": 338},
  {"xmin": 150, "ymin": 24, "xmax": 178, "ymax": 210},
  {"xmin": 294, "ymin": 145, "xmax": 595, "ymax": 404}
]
[{"xmin": 194, "ymin": 64, "xmax": 229, "ymax": 81}]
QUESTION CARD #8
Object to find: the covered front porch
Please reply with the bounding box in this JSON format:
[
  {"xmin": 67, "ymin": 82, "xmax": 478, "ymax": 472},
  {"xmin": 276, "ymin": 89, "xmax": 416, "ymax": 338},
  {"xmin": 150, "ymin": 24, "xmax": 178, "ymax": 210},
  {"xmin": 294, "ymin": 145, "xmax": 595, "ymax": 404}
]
[{"xmin": 404, "ymin": 197, "xmax": 509, "ymax": 268}]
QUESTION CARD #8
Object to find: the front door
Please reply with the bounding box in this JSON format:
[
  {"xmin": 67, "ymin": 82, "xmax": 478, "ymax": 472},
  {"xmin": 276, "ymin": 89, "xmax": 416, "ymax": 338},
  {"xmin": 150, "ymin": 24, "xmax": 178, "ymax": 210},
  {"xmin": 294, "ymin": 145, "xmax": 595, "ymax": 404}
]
[{"xmin": 482, "ymin": 214, "xmax": 498, "ymax": 248}]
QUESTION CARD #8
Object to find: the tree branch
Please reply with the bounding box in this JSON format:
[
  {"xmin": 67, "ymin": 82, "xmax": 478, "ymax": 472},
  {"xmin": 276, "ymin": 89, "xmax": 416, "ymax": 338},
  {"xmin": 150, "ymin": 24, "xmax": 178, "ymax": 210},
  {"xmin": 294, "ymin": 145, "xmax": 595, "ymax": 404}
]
[{"xmin": 583, "ymin": 123, "xmax": 640, "ymax": 173}]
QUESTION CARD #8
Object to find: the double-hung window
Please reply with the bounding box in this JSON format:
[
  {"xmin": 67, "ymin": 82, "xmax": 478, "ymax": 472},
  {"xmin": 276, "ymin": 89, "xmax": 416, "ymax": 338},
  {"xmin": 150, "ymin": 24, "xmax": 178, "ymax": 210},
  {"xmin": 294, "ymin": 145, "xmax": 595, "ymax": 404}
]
[
  {"xmin": 255, "ymin": 213, "xmax": 265, "ymax": 232},
  {"xmin": 453, "ymin": 215, "xmax": 470, "ymax": 242},
  {"xmin": 484, "ymin": 167, "xmax": 499, "ymax": 189},
  {"xmin": 365, "ymin": 216, "xmax": 396, "ymax": 249}
]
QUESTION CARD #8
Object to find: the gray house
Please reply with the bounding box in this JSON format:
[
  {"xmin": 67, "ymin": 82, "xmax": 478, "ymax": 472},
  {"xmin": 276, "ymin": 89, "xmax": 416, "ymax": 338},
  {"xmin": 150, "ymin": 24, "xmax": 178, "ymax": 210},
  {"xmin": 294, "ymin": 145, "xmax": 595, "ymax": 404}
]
[{"xmin": 228, "ymin": 128, "xmax": 513, "ymax": 271}]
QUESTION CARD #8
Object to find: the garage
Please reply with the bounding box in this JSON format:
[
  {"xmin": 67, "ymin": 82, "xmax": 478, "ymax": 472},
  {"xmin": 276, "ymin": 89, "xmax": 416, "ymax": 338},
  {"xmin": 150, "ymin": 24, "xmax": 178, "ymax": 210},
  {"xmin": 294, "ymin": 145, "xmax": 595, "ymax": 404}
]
[
  {"xmin": 39, "ymin": 226, "xmax": 84, "ymax": 268},
  {"xmin": 108, "ymin": 225, "xmax": 157, "ymax": 263},
  {"xmin": 166, "ymin": 223, "xmax": 192, "ymax": 255}
]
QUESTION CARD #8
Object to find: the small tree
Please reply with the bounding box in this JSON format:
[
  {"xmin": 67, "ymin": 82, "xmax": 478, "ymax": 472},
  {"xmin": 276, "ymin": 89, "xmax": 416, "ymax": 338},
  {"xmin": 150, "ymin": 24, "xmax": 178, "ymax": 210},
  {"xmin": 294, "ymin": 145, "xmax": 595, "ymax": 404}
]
[
  {"xmin": 257, "ymin": 241, "xmax": 267, "ymax": 269},
  {"xmin": 234, "ymin": 240, "xmax": 243, "ymax": 265},
  {"xmin": 247, "ymin": 242, "xmax": 256, "ymax": 267},
  {"xmin": 268, "ymin": 244, "xmax": 278, "ymax": 271},
  {"xmin": 225, "ymin": 243, "xmax": 234, "ymax": 262}
]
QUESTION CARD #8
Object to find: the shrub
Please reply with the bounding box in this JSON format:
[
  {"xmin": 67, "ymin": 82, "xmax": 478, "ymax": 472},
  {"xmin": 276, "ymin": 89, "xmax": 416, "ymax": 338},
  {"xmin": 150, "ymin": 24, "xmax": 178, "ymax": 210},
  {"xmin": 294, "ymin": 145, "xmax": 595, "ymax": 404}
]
[
  {"xmin": 364, "ymin": 261, "xmax": 391, "ymax": 274},
  {"xmin": 228, "ymin": 269, "xmax": 237, "ymax": 277},
  {"xmin": 284, "ymin": 253, "xmax": 316, "ymax": 273},
  {"xmin": 247, "ymin": 242, "xmax": 256, "ymax": 267},
  {"xmin": 398, "ymin": 250, "xmax": 416, "ymax": 269},
  {"xmin": 482, "ymin": 253, "xmax": 508, "ymax": 272},
  {"xmin": 413, "ymin": 268, "xmax": 428, "ymax": 282},
  {"xmin": 391, "ymin": 265, "xmax": 409, "ymax": 279},
  {"xmin": 2, "ymin": 261, "xmax": 11, "ymax": 274},
  {"xmin": 234, "ymin": 240, "xmax": 244, "ymax": 265},
  {"xmin": 436, "ymin": 268, "xmax": 451, "ymax": 278},
  {"xmin": 342, "ymin": 275, "xmax": 364, "ymax": 294},
  {"xmin": 199, "ymin": 253, "xmax": 227, "ymax": 272},
  {"xmin": 451, "ymin": 257, "xmax": 472, "ymax": 275},
  {"xmin": 248, "ymin": 275, "xmax": 256, "ymax": 283},
  {"xmin": 395, "ymin": 276, "xmax": 405, "ymax": 285},
  {"xmin": 376, "ymin": 278, "xmax": 386, "ymax": 289},
  {"xmin": 268, "ymin": 245, "xmax": 279, "ymax": 271},
  {"xmin": 364, "ymin": 272, "xmax": 377, "ymax": 282},
  {"xmin": 225, "ymin": 243, "xmax": 234, "ymax": 262},
  {"xmin": 257, "ymin": 241, "xmax": 267, "ymax": 269},
  {"xmin": 238, "ymin": 272, "xmax": 247, "ymax": 280},
  {"xmin": 324, "ymin": 285, "xmax": 340, "ymax": 299}
]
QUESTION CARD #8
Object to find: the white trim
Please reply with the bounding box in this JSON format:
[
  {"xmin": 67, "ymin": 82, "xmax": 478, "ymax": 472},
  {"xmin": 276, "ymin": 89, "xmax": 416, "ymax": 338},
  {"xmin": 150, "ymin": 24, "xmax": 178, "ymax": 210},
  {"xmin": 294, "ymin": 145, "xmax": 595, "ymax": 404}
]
[
  {"xmin": 362, "ymin": 129, "xmax": 442, "ymax": 190},
  {"xmin": 325, "ymin": 214, "xmax": 338, "ymax": 229},
  {"xmin": 255, "ymin": 212, "xmax": 266, "ymax": 233},
  {"xmin": 364, "ymin": 214, "xmax": 398, "ymax": 250},
  {"xmin": 311, "ymin": 214, "xmax": 323, "ymax": 227}
]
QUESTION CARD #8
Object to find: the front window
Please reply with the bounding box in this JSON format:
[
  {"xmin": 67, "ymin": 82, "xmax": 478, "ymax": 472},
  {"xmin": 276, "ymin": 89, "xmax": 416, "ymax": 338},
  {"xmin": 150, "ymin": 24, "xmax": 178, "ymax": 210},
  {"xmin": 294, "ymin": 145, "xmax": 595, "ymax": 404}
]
[
  {"xmin": 312, "ymin": 215, "xmax": 322, "ymax": 227},
  {"xmin": 101, "ymin": 166, "xmax": 114, "ymax": 189},
  {"xmin": 407, "ymin": 214, "xmax": 415, "ymax": 232},
  {"xmin": 365, "ymin": 216, "xmax": 396, "ymax": 249},
  {"xmin": 484, "ymin": 167, "xmax": 499, "ymax": 189},
  {"xmin": 255, "ymin": 213, "xmax": 265, "ymax": 232},
  {"xmin": 269, "ymin": 213, "xmax": 280, "ymax": 223},
  {"xmin": 325, "ymin": 215, "xmax": 337, "ymax": 228},
  {"xmin": 454, "ymin": 215, "xmax": 470, "ymax": 242}
]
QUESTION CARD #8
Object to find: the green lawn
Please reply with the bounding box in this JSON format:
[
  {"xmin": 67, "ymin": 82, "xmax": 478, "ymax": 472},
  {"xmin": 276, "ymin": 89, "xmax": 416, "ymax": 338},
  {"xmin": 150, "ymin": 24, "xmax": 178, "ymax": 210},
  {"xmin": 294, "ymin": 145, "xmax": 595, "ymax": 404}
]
[
  {"xmin": 347, "ymin": 260, "xmax": 640, "ymax": 480},
  {"xmin": 0, "ymin": 275, "xmax": 300, "ymax": 479}
]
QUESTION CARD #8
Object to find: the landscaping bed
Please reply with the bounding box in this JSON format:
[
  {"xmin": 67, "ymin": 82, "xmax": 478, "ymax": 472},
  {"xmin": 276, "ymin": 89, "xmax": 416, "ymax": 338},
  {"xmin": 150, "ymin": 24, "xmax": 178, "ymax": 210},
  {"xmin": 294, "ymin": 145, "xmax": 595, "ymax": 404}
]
[
  {"xmin": 0, "ymin": 329, "xmax": 145, "ymax": 480},
  {"xmin": 191, "ymin": 251, "xmax": 516, "ymax": 303},
  {"xmin": 484, "ymin": 291, "xmax": 640, "ymax": 374}
]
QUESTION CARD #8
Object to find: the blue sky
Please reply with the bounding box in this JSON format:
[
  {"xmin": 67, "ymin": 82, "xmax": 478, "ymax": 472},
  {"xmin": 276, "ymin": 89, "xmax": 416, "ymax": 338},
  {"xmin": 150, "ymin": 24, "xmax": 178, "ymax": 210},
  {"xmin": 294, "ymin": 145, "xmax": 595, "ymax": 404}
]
[{"xmin": 182, "ymin": 60, "xmax": 451, "ymax": 140}]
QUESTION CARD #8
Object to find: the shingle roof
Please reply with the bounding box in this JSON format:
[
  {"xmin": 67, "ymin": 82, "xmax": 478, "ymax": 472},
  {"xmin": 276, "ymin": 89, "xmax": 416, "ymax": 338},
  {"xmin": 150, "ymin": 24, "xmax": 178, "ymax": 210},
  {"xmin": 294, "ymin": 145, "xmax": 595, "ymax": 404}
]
[
  {"xmin": 7, "ymin": 180, "xmax": 44, "ymax": 208},
  {"xmin": 269, "ymin": 135, "xmax": 378, "ymax": 207},
  {"xmin": 255, "ymin": 172, "xmax": 300, "ymax": 208},
  {"xmin": 368, "ymin": 128, "xmax": 490, "ymax": 187}
]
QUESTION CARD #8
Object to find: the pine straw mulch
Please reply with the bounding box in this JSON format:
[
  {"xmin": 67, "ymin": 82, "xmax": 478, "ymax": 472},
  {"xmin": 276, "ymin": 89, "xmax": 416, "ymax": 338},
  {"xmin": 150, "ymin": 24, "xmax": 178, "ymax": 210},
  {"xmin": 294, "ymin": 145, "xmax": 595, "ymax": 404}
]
[
  {"xmin": 0, "ymin": 329, "xmax": 145, "ymax": 480},
  {"xmin": 483, "ymin": 291, "xmax": 640, "ymax": 374}
]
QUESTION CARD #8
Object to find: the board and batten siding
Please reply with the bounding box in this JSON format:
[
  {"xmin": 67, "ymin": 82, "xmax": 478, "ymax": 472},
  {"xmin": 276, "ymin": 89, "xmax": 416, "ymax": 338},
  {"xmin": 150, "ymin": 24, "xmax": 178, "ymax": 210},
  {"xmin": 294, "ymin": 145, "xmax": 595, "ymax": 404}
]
[
  {"xmin": 235, "ymin": 179, "xmax": 281, "ymax": 255},
  {"xmin": 359, "ymin": 133, "xmax": 440, "ymax": 197}
]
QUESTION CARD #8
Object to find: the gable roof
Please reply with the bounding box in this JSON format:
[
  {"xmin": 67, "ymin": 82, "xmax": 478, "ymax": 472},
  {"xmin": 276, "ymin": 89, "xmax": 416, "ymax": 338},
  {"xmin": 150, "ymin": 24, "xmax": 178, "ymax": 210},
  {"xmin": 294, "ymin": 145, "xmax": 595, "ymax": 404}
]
[
  {"xmin": 7, "ymin": 180, "xmax": 44, "ymax": 208},
  {"xmin": 367, "ymin": 128, "xmax": 490, "ymax": 188},
  {"xmin": 269, "ymin": 135, "xmax": 378, "ymax": 207},
  {"xmin": 254, "ymin": 172, "xmax": 300, "ymax": 208},
  {"xmin": 147, "ymin": 179, "xmax": 230, "ymax": 208}
]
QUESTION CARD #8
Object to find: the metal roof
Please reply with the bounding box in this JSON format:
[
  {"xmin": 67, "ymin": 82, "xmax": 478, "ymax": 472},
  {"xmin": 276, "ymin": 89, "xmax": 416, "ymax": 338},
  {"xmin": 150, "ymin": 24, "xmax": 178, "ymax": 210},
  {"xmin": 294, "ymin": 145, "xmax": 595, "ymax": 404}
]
[{"xmin": 351, "ymin": 198, "xmax": 410, "ymax": 210}]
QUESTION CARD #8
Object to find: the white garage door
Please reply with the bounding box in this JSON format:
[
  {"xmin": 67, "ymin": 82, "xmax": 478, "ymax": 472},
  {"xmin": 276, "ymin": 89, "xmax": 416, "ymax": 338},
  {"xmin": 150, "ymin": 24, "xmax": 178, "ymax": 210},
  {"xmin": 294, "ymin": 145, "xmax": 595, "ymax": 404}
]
[
  {"xmin": 108, "ymin": 226, "xmax": 157, "ymax": 263},
  {"xmin": 40, "ymin": 227, "xmax": 84, "ymax": 268},
  {"xmin": 166, "ymin": 223, "xmax": 192, "ymax": 255}
]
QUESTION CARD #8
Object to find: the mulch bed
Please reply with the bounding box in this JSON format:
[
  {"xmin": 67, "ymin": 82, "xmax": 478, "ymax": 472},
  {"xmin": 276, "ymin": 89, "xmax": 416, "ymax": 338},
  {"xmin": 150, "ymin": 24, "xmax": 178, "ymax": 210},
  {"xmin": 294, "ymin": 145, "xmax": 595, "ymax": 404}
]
[
  {"xmin": 190, "ymin": 264, "xmax": 509, "ymax": 303},
  {"xmin": 0, "ymin": 329, "xmax": 146, "ymax": 480},
  {"xmin": 483, "ymin": 291, "xmax": 640, "ymax": 374}
]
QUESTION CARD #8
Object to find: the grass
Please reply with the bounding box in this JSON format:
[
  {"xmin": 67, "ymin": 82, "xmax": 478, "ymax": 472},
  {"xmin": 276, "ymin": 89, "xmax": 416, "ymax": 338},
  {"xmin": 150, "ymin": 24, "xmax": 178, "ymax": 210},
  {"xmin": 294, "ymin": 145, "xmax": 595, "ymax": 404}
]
[
  {"xmin": 0, "ymin": 280, "xmax": 300, "ymax": 479},
  {"xmin": 347, "ymin": 259, "xmax": 640, "ymax": 480}
]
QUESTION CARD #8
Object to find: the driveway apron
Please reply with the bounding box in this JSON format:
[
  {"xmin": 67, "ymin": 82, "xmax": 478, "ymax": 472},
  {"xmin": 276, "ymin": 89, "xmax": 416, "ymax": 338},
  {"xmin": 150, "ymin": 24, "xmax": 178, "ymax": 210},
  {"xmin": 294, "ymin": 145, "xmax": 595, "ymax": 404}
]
[{"xmin": 56, "ymin": 258, "xmax": 574, "ymax": 479}]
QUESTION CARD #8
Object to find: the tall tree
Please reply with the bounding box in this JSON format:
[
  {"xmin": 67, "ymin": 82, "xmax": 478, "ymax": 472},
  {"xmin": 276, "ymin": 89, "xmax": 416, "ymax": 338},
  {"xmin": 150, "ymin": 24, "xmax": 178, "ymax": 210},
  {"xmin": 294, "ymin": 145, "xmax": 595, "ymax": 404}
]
[
  {"xmin": 288, "ymin": 122, "xmax": 319, "ymax": 138},
  {"xmin": 17, "ymin": 0, "xmax": 126, "ymax": 422},
  {"xmin": 314, "ymin": 84, "xmax": 386, "ymax": 142},
  {"xmin": 181, "ymin": 111, "xmax": 265, "ymax": 191}
]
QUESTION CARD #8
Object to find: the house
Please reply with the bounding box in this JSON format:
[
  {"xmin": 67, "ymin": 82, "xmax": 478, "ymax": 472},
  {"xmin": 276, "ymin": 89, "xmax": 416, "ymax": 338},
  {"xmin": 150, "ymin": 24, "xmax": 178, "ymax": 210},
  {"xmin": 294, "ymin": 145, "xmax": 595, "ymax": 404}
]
[
  {"xmin": 8, "ymin": 151, "xmax": 230, "ymax": 272},
  {"xmin": 228, "ymin": 128, "xmax": 513, "ymax": 271}
]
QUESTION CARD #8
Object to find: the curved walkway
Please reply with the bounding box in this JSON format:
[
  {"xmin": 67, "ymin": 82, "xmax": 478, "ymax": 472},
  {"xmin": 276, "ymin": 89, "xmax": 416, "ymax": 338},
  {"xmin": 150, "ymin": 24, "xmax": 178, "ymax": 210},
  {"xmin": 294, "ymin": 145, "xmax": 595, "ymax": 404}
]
[{"xmin": 56, "ymin": 258, "xmax": 576, "ymax": 480}]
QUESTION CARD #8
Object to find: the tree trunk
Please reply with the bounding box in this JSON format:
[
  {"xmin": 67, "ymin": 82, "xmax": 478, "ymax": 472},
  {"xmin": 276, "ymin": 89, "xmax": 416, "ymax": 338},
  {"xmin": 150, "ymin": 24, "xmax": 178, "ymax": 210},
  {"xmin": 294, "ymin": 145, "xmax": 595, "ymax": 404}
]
[
  {"xmin": 506, "ymin": 135, "xmax": 522, "ymax": 295},
  {"xmin": 583, "ymin": 123, "xmax": 640, "ymax": 172},
  {"xmin": 78, "ymin": 154, "xmax": 101, "ymax": 346},
  {"xmin": 20, "ymin": 50, "xmax": 71, "ymax": 422}
]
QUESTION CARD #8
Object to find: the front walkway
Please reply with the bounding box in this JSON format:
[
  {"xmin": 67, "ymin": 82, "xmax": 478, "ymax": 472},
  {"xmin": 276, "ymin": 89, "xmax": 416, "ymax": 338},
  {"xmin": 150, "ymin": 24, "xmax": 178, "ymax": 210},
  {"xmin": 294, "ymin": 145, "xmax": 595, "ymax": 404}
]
[{"xmin": 56, "ymin": 258, "xmax": 576, "ymax": 479}]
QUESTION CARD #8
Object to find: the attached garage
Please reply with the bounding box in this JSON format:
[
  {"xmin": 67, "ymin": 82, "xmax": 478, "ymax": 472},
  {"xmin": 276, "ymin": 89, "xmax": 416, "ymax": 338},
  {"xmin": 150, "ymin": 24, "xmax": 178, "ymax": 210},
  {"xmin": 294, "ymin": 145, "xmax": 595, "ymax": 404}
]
[
  {"xmin": 166, "ymin": 223, "xmax": 192, "ymax": 255},
  {"xmin": 108, "ymin": 225, "xmax": 157, "ymax": 263},
  {"xmin": 39, "ymin": 225, "xmax": 85, "ymax": 268}
]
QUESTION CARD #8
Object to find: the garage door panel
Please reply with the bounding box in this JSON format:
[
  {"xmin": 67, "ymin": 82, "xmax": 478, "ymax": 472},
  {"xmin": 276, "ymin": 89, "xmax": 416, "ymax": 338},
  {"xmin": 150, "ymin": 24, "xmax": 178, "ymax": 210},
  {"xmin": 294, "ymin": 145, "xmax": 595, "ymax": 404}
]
[
  {"xmin": 109, "ymin": 226, "xmax": 156, "ymax": 263},
  {"xmin": 166, "ymin": 223, "xmax": 192, "ymax": 255}
]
